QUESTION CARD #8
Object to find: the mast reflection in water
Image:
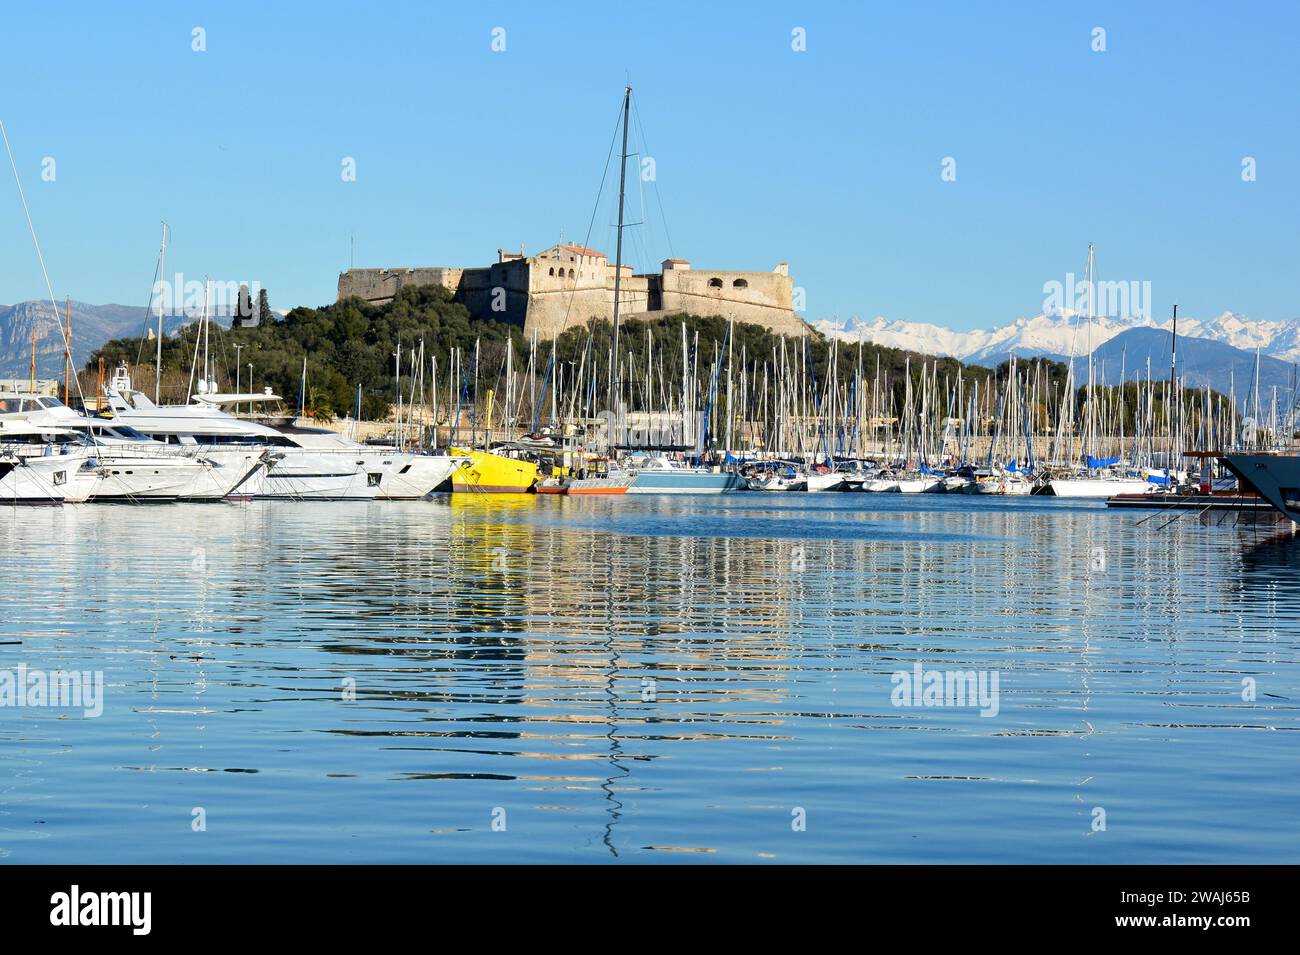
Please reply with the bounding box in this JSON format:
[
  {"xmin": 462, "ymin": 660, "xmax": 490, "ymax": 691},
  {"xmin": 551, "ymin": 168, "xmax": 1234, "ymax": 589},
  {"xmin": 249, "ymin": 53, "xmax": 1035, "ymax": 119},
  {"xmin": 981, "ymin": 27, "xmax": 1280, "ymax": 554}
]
[{"xmin": 1, "ymin": 494, "xmax": 1297, "ymax": 863}]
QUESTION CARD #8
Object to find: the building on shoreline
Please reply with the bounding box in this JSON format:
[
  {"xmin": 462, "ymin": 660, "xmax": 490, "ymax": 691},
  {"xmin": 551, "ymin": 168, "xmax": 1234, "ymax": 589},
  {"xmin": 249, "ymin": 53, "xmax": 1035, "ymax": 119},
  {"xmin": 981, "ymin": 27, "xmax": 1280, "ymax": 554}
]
[{"xmin": 337, "ymin": 244, "xmax": 809, "ymax": 340}]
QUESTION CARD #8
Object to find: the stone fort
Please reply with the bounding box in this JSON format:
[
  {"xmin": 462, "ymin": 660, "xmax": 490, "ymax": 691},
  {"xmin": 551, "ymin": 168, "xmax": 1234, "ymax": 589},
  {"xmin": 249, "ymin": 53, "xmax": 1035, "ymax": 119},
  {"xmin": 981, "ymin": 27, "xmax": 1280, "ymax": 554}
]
[{"xmin": 336, "ymin": 244, "xmax": 809, "ymax": 340}]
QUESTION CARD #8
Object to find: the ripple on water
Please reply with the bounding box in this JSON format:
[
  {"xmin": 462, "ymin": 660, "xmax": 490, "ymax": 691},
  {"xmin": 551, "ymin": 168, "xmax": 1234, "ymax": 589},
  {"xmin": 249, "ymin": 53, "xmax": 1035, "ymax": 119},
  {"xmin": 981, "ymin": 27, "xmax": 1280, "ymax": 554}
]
[{"xmin": 0, "ymin": 495, "xmax": 1297, "ymax": 863}]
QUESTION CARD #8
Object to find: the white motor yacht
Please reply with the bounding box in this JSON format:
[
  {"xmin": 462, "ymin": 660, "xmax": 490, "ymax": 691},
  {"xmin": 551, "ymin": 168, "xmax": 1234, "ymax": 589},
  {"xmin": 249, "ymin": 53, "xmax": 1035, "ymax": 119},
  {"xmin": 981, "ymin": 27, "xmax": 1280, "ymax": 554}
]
[
  {"xmin": 0, "ymin": 419, "xmax": 99, "ymax": 504},
  {"xmin": 1, "ymin": 392, "xmax": 270, "ymax": 501},
  {"xmin": 102, "ymin": 367, "xmax": 463, "ymax": 500}
]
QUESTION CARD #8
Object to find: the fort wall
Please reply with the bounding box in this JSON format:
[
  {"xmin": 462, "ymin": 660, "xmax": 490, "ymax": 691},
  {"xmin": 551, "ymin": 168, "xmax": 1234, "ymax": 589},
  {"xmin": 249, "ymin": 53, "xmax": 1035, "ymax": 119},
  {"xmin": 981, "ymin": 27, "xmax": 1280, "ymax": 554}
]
[{"xmin": 337, "ymin": 247, "xmax": 809, "ymax": 340}]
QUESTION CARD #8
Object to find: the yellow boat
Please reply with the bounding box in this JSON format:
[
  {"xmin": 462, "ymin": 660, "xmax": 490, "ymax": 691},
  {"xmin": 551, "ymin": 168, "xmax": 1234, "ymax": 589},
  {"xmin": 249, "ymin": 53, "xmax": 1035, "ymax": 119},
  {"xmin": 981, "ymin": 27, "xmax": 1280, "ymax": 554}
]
[{"xmin": 449, "ymin": 447, "xmax": 539, "ymax": 494}]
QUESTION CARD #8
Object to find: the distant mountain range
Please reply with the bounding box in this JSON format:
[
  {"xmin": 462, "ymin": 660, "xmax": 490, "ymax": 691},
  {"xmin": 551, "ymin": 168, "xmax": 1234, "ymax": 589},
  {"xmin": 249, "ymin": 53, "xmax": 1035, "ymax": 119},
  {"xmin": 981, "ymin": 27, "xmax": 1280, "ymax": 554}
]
[
  {"xmin": 0, "ymin": 300, "xmax": 234, "ymax": 380},
  {"xmin": 3, "ymin": 298, "xmax": 1295, "ymax": 404},
  {"xmin": 815, "ymin": 310, "xmax": 1300, "ymax": 398},
  {"xmin": 816, "ymin": 310, "xmax": 1300, "ymax": 366},
  {"xmin": 1086, "ymin": 328, "xmax": 1295, "ymax": 397}
]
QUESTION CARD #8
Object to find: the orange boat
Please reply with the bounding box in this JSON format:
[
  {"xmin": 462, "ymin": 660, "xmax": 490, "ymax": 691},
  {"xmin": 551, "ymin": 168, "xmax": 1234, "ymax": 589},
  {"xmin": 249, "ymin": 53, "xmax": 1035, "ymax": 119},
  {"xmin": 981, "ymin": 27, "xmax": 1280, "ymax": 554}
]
[{"xmin": 565, "ymin": 472, "xmax": 634, "ymax": 495}]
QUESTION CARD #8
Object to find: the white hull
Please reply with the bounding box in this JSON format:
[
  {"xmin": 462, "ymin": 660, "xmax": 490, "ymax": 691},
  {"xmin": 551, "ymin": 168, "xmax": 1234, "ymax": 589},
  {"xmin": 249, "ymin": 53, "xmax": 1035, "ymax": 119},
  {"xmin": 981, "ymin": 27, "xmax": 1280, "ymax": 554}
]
[
  {"xmin": 199, "ymin": 449, "xmax": 272, "ymax": 499},
  {"xmin": 805, "ymin": 473, "xmax": 847, "ymax": 492},
  {"xmin": 261, "ymin": 450, "xmax": 383, "ymax": 499},
  {"xmin": 82, "ymin": 446, "xmax": 268, "ymax": 501},
  {"xmin": 892, "ymin": 479, "xmax": 933, "ymax": 493},
  {"xmin": 260, "ymin": 449, "xmax": 464, "ymax": 500},
  {"xmin": 748, "ymin": 476, "xmax": 806, "ymax": 491},
  {"xmin": 1047, "ymin": 478, "xmax": 1153, "ymax": 498},
  {"xmin": 968, "ymin": 478, "xmax": 1033, "ymax": 495},
  {"xmin": 0, "ymin": 450, "xmax": 96, "ymax": 504},
  {"xmin": 86, "ymin": 456, "xmax": 213, "ymax": 500},
  {"xmin": 375, "ymin": 454, "xmax": 465, "ymax": 499}
]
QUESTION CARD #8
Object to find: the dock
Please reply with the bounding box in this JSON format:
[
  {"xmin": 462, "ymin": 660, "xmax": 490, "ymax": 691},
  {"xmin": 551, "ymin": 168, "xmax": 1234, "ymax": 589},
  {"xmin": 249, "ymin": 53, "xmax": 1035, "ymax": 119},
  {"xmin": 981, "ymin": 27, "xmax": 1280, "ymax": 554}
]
[{"xmin": 1105, "ymin": 492, "xmax": 1281, "ymax": 514}]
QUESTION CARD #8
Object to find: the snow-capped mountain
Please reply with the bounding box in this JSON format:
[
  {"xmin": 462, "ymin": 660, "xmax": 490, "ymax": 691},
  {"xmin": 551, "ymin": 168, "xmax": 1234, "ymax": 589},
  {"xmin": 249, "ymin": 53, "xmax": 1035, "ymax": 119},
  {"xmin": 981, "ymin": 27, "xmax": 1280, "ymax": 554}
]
[
  {"xmin": 1169, "ymin": 312, "xmax": 1300, "ymax": 363},
  {"xmin": 817, "ymin": 310, "xmax": 1300, "ymax": 366}
]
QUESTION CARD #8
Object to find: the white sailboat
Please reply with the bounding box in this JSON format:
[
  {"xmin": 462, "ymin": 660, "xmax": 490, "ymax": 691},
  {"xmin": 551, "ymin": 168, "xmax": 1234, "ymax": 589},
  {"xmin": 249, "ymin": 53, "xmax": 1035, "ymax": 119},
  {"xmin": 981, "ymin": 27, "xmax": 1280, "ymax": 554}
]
[
  {"xmin": 1045, "ymin": 246, "xmax": 1155, "ymax": 499},
  {"xmin": 965, "ymin": 467, "xmax": 1033, "ymax": 495}
]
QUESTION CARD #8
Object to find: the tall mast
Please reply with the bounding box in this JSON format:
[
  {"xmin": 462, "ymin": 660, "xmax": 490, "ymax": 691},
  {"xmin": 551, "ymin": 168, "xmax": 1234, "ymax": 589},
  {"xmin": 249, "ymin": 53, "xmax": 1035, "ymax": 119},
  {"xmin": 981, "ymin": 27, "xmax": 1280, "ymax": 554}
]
[
  {"xmin": 609, "ymin": 84, "xmax": 631, "ymax": 449},
  {"xmin": 1168, "ymin": 303, "xmax": 1179, "ymax": 460},
  {"xmin": 1085, "ymin": 243, "xmax": 1094, "ymax": 465},
  {"xmin": 64, "ymin": 299, "xmax": 72, "ymax": 402},
  {"xmin": 155, "ymin": 221, "xmax": 167, "ymax": 403}
]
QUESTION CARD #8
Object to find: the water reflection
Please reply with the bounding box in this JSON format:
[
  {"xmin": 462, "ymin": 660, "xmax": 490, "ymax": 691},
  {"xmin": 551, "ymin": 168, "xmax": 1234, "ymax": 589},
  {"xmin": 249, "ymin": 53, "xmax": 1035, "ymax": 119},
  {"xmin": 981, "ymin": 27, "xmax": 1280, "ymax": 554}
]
[{"xmin": 1, "ymin": 496, "xmax": 1297, "ymax": 863}]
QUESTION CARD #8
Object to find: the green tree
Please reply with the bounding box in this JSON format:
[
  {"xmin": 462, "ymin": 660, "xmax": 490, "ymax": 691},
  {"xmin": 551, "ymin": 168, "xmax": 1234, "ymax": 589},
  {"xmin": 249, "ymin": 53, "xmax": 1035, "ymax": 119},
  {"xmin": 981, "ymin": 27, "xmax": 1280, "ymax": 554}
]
[{"xmin": 256, "ymin": 288, "xmax": 271, "ymax": 327}]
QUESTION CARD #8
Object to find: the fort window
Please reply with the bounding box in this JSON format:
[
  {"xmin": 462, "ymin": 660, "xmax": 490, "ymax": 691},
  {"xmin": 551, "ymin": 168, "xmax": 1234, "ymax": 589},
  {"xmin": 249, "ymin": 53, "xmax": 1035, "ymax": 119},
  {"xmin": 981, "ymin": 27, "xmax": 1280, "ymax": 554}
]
[
  {"xmin": 708, "ymin": 277, "xmax": 723, "ymax": 288},
  {"xmin": 548, "ymin": 267, "xmax": 555, "ymax": 276},
  {"xmin": 733, "ymin": 278, "xmax": 749, "ymax": 289},
  {"xmin": 568, "ymin": 269, "xmax": 575, "ymax": 278}
]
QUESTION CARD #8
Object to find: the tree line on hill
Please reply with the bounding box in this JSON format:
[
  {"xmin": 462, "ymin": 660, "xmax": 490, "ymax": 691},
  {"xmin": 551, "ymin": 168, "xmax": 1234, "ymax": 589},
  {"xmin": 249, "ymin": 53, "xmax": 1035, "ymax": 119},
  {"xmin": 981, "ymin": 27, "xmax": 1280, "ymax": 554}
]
[{"xmin": 82, "ymin": 283, "xmax": 1112, "ymax": 424}]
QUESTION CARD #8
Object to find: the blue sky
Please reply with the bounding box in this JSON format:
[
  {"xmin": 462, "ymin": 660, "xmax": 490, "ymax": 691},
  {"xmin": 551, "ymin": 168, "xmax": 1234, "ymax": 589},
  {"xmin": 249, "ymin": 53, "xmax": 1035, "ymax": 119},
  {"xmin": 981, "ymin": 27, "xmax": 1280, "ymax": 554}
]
[{"xmin": 1, "ymin": 1, "xmax": 1297, "ymax": 330}]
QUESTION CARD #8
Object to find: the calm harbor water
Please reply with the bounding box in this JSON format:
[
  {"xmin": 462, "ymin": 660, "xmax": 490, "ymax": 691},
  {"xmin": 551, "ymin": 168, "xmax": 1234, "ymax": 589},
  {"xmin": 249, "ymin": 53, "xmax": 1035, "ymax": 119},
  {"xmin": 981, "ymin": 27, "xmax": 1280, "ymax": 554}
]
[{"xmin": 2, "ymin": 494, "xmax": 1297, "ymax": 864}]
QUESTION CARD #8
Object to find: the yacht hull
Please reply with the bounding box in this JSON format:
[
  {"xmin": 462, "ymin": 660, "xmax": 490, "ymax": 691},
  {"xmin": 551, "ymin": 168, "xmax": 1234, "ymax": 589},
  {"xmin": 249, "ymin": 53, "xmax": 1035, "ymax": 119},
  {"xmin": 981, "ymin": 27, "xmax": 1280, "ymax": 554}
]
[
  {"xmin": 260, "ymin": 458, "xmax": 381, "ymax": 499},
  {"xmin": 627, "ymin": 471, "xmax": 747, "ymax": 494},
  {"xmin": 0, "ymin": 451, "xmax": 95, "ymax": 504},
  {"xmin": 375, "ymin": 454, "xmax": 467, "ymax": 499},
  {"xmin": 1046, "ymin": 478, "xmax": 1153, "ymax": 498},
  {"xmin": 449, "ymin": 449, "xmax": 538, "ymax": 494},
  {"xmin": 805, "ymin": 473, "xmax": 848, "ymax": 492},
  {"xmin": 1220, "ymin": 454, "xmax": 1300, "ymax": 522}
]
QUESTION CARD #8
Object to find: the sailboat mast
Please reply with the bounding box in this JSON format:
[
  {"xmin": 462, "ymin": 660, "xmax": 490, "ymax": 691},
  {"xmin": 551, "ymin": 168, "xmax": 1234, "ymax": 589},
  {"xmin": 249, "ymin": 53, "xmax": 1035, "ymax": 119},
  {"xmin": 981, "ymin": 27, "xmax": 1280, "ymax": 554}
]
[
  {"xmin": 155, "ymin": 222, "xmax": 167, "ymax": 403},
  {"xmin": 609, "ymin": 85, "xmax": 631, "ymax": 448},
  {"xmin": 64, "ymin": 298, "xmax": 71, "ymax": 402},
  {"xmin": 1168, "ymin": 303, "xmax": 1179, "ymax": 459},
  {"xmin": 1085, "ymin": 243, "xmax": 1094, "ymax": 466}
]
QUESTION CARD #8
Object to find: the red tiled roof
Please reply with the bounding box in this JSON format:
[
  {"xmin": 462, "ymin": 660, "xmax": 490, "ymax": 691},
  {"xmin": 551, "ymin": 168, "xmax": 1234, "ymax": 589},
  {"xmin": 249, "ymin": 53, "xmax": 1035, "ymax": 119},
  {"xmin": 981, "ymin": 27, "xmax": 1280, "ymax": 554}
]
[{"xmin": 558, "ymin": 244, "xmax": 606, "ymax": 259}]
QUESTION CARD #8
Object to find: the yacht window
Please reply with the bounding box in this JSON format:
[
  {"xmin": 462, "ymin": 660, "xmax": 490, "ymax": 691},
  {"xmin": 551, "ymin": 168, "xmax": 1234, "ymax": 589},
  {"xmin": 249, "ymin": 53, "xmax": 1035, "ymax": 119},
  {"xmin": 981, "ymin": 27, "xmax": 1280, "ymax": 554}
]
[{"xmin": 110, "ymin": 425, "xmax": 148, "ymax": 440}]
